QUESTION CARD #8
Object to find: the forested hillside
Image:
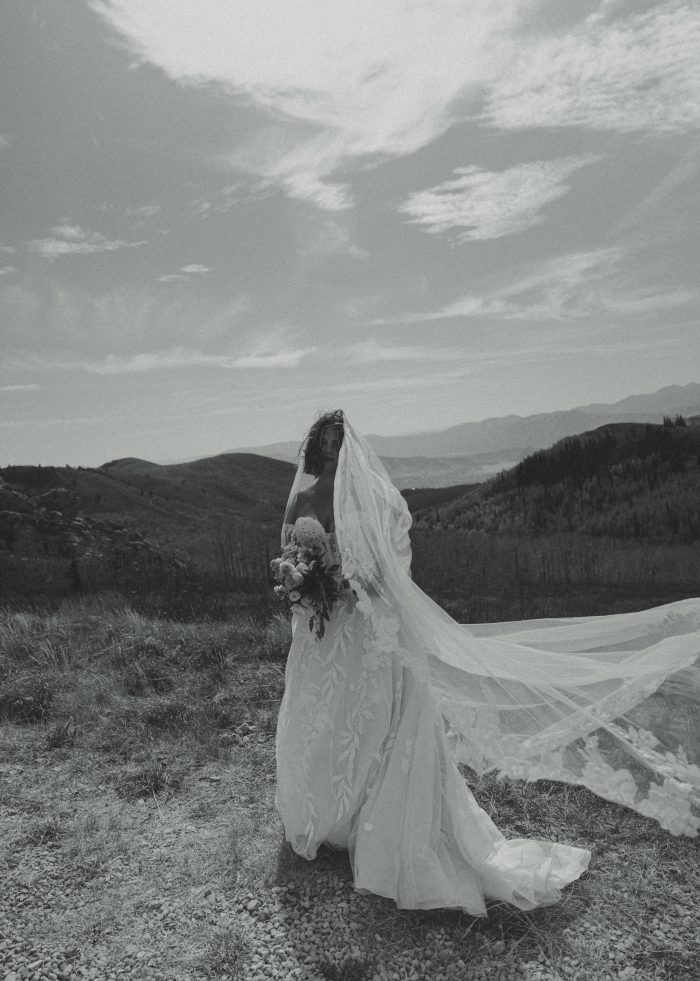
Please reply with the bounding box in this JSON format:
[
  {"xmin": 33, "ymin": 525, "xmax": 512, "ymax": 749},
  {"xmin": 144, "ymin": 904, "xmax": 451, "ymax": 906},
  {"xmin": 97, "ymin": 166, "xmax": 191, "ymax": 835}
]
[
  {"xmin": 0, "ymin": 454, "xmax": 294, "ymax": 612},
  {"xmin": 412, "ymin": 422, "xmax": 700, "ymax": 543},
  {"xmin": 2, "ymin": 422, "xmax": 699, "ymax": 620}
]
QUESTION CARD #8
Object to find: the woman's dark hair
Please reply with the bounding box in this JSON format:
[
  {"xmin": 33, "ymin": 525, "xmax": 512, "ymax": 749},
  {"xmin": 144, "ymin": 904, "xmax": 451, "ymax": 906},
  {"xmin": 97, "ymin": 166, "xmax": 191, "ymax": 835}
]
[{"xmin": 301, "ymin": 409, "xmax": 345, "ymax": 476}]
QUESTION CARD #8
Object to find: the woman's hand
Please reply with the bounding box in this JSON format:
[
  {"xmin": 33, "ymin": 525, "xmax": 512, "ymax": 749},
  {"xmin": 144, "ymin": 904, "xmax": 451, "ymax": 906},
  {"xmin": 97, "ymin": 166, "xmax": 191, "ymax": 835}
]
[{"xmin": 353, "ymin": 568, "xmax": 381, "ymax": 597}]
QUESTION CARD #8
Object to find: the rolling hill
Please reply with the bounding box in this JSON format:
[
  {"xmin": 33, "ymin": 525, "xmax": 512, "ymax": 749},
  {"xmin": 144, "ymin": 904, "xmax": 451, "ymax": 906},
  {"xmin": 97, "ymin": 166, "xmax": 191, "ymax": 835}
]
[
  {"xmin": 0, "ymin": 453, "xmax": 296, "ymax": 603},
  {"xmin": 408, "ymin": 421, "xmax": 700, "ymax": 543}
]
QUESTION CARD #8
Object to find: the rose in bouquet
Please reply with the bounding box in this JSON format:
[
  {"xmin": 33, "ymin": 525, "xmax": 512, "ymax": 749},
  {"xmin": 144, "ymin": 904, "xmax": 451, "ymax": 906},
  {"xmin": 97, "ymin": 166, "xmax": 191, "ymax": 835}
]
[{"xmin": 270, "ymin": 521, "xmax": 348, "ymax": 640}]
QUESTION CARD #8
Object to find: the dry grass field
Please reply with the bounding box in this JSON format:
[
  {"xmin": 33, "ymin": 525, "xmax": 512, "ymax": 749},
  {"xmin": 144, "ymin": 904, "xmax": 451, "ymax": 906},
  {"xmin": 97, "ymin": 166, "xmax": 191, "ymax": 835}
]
[{"xmin": 1, "ymin": 599, "xmax": 698, "ymax": 981}]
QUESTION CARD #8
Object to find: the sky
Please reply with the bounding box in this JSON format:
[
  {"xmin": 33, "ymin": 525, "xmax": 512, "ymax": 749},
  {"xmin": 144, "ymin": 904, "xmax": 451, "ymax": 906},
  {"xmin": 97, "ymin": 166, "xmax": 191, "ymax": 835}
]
[{"xmin": 1, "ymin": 0, "xmax": 699, "ymax": 466}]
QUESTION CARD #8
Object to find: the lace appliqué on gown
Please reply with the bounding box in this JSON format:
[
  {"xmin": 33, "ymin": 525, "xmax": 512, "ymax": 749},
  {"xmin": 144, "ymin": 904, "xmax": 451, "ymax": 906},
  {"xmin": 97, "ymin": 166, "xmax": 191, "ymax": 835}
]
[{"xmin": 275, "ymin": 519, "xmax": 590, "ymax": 914}]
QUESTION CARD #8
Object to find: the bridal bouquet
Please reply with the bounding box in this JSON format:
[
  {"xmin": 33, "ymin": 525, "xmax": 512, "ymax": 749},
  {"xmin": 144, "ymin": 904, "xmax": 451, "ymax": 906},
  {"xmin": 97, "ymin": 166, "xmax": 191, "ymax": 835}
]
[{"xmin": 270, "ymin": 524, "xmax": 348, "ymax": 640}]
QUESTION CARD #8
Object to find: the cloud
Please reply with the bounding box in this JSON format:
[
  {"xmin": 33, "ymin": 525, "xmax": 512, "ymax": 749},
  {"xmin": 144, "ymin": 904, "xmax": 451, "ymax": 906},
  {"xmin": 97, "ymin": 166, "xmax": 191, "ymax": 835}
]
[
  {"xmin": 346, "ymin": 339, "xmax": 465, "ymax": 364},
  {"xmin": 127, "ymin": 204, "xmax": 161, "ymax": 220},
  {"xmin": 55, "ymin": 345, "xmax": 315, "ymax": 374},
  {"xmin": 0, "ymin": 280, "xmax": 257, "ymax": 366},
  {"xmin": 299, "ymin": 220, "xmax": 368, "ymax": 259},
  {"xmin": 197, "ymin": 296, "xmax": 253, "ymax": 340},
  {"xmin": 485, "ymin": 2, "xmax": 700, "ymax": 134},
  {"xmin": 319, "ymin": 370, "xmax": 476, "ymax": 397},
  {"xmin": 91, "ymin": 0, "xmax": 525, "ymax": 210},
  {"xmin": 158, "ymin": 263, "xmax": 211, "ymax": 282},
  {"xmin": 125, "ymin": 203, "xmax": 163, "ymax": 229},
  {"xmin": 191, "ymin": 184, "xmax": 245, "ymax": 217},
  {"xmin": 0, "ymin": 384, "xmax": 41, "ymax": 392},
  {"xmin": 616, "ymin": 137, "xmax": 700, "ymax": 233},
  {"xmin": 28, "ymin": 224, "xmax": 146, "ymax": 259},
  {"xmin": 437, "ymin": 249, "xmax": 625, "ymax": 321},
  {"xmin": 0, "ymin": 266, "xmax": 16, "ymax": 276},
  {"xmin": 378, "ymin": 248, "xmax": 698, "ymax": 324},
  {"xmin": 91, "ymin": 2, "xmax": 700, "ymax": 214},
  {"xmin": 0, "ymin": 416, "xmax": 104, "ymax": 429},
  {"xmin": 399, "ymin": 155, "xmax": 598, "ymax": 241}
]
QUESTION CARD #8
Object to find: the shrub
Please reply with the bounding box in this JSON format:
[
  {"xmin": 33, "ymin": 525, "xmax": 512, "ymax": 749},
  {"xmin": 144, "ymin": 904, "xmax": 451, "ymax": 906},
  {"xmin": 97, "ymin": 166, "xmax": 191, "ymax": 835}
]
[{"xmin": 0, "ymin": 671, "xmax": 55, "ymax": 722}]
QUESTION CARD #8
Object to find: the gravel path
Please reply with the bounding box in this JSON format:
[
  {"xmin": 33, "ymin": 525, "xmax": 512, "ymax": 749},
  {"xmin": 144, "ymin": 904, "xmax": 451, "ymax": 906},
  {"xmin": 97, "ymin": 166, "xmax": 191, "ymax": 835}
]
[
  {"xmin": 1, "ymin": 837, "xmax": 696, "ymax": 981},
  {"xmin": 1, "ymin": 733, "xmax": 698, "ymax": 981}
]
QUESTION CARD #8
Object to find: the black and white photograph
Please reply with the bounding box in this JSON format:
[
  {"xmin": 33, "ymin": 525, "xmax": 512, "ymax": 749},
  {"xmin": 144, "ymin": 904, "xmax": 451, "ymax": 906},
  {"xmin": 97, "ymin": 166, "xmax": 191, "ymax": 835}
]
[{"xmin": 1, "ymin": 2, "xmax": 699, "ymax": 980}]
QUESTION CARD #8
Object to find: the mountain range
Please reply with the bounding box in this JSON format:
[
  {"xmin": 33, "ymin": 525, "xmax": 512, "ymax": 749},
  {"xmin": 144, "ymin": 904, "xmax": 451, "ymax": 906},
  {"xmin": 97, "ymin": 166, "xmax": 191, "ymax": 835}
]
[{"xmin": 229, "ymin": 383, "xmax": 700, "ymax": 489}]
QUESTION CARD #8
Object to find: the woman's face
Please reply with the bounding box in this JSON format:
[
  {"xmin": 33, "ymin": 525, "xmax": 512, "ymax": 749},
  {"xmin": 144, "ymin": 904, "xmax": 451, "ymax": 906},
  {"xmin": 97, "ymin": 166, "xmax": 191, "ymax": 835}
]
[{"xmin": 320, "ymin": 424, "xmax": 341, "ymax": 464}]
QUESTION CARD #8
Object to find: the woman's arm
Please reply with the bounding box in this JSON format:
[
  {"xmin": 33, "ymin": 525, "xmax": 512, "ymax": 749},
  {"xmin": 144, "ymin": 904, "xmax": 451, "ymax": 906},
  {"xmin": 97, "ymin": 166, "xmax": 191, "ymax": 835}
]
[{"xmin": 281, "ymin": 493, "xmax": 299, "ymax": 548}]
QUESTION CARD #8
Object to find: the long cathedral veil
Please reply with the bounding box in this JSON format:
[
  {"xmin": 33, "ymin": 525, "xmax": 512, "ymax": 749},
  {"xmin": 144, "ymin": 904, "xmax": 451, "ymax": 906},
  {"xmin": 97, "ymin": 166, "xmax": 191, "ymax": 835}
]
[{"xmin": 285, "ymin": 412, "xmax": 700, "ymax": 836}]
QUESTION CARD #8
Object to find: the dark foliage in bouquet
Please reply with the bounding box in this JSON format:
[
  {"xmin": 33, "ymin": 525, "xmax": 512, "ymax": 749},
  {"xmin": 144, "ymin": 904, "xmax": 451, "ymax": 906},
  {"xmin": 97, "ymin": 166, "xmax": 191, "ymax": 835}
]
[{"xmin": 271, "ymin": 531, "xmax": 348, "ymax": 640}]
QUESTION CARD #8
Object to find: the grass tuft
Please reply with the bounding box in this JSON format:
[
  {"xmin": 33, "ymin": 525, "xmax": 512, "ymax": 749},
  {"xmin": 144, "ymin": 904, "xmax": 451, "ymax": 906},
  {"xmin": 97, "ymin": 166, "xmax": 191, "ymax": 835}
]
[
  {"xmin": 114, "ymin": 757, "xmax": 184, "ymax": 800},
  {"xmin": 198, "ymin": 923, "xmax": 252, "ymax": 978},
  {"xmin": 317, "ymin": 956, "xmax": 378, "ymax": 980},
  {"xmin": 0, "ymin": 671, "xmax": 55, "ymax": 722},
  {"xmin": 45, "ymin": 717, "xmax": 78, "ymax": 749},
  {"xmin": 141, "ymin": 697, "xmax": 192, "ymax": 731},
  {"xmin": 24, "ymin": 815, "xmax": 65, "ymax": 847}
]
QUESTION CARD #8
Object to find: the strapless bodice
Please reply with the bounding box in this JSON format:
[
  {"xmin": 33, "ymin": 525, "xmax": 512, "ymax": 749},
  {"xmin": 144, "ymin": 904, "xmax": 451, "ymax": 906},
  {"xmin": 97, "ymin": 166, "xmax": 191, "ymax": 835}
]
[{"xmin": 285, "ymin": 515, "xmax": 338, "ymax": 556}]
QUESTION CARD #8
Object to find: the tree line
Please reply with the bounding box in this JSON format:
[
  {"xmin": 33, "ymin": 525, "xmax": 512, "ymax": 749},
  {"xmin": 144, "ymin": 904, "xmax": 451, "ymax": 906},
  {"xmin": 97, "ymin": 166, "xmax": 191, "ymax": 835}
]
[{"xmin": 415, "ymin": 424, "xmax": 700, "ymax": 543}]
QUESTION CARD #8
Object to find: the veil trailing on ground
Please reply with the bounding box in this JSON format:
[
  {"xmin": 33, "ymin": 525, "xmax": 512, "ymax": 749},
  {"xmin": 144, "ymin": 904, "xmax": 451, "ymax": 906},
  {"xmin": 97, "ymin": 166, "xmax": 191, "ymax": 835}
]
[{"xmin": 284, "ymin": 412, "xmax": 700, "ymax": 836}]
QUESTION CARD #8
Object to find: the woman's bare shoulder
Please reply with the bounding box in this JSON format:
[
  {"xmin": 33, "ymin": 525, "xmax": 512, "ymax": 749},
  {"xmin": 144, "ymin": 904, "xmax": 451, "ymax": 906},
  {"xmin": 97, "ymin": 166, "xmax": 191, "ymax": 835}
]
[{"xmin": 288, "ymin": 487, "xmax": 311, "ymax": 523}]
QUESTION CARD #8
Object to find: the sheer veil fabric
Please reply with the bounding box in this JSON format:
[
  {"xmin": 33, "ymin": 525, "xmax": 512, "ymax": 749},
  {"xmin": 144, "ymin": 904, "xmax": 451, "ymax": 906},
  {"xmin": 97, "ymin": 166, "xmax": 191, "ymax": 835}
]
[{"xmin": 280, "ymin": 414, "xmax": 700, "ymax": 847}]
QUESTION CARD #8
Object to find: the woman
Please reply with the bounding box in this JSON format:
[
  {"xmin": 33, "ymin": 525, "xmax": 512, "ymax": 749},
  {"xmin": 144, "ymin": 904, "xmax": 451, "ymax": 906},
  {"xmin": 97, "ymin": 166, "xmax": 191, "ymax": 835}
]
[{"xmin": 275, "ymin": 410, "xmax": 700, "ymax": 914}]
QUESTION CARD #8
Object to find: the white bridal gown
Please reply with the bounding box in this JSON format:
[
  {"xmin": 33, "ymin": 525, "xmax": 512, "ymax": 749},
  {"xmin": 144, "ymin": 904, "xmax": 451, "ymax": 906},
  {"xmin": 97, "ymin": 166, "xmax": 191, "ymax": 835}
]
[{"xmin": 275, "ymin": 519, "xmax": 590, "ymax": 914}]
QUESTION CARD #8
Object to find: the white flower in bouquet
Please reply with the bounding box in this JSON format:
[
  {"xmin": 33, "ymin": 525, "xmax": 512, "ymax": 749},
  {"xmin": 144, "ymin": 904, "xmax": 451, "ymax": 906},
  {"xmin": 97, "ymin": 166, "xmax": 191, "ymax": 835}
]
[
  {"xmin": 291, "ymin": 569, "xmax": 304, "ymax": 586},
  {"xmin": 288, "ymin": 589, "xmax": 301, "ymax": 603},
  {"xmin": 293, "ymin": 517, "xmax": 327, "ymax": 550}
]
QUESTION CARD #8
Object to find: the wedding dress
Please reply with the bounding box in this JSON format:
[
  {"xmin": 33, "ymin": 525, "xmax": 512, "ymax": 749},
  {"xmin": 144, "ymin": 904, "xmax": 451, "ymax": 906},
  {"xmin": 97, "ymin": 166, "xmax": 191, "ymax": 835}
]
[{"xmin": 275, "ymin": 415, "xmax": 700, "ymax": 914}]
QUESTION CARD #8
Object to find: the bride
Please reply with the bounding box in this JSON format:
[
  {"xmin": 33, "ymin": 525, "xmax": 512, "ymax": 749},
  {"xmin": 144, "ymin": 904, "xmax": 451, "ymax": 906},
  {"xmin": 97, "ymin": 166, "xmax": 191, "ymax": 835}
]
[{"xmin": 275, "ymin": 410, "xmax": 700, "ymax": 914}]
